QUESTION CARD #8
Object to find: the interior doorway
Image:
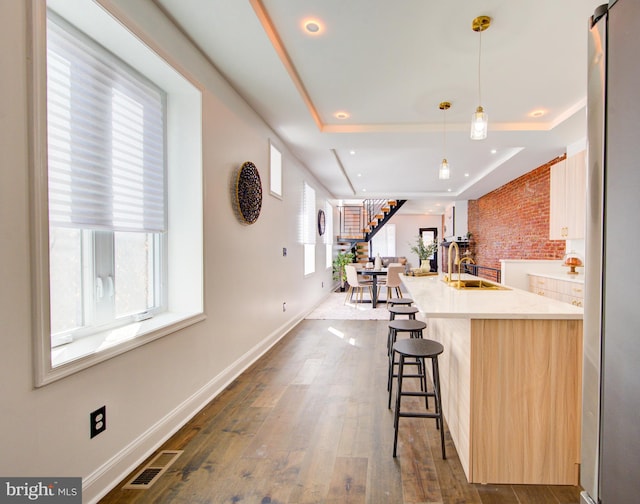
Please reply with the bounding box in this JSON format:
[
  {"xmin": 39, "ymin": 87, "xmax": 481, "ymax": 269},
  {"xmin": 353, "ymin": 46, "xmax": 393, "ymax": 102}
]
[{"xmin": 419, "ymin": 227, "xmax": 438, "ymax": 272}]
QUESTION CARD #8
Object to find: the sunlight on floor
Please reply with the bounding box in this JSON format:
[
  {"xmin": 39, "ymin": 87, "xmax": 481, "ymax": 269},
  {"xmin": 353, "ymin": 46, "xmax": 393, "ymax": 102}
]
[{"xmin": 327, "ymin": 326, "xmax": 357, "ymax": 346}]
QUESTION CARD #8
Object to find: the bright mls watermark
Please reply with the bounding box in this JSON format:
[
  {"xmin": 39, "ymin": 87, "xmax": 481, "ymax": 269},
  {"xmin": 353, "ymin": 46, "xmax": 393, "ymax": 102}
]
[{"xmin": 0, "ymin": 478, "xmax": 81, "ymax": 503}]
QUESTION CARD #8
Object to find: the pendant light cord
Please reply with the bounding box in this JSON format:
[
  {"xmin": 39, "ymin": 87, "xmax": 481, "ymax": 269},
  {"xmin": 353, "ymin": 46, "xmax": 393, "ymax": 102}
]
[
  {"xmin": 477, "ymin": 30, "xmax": 482, "ymax": 107},
  {"xmin": 443, "ymin": 107, "xmax": 447, "ymax": 156}
]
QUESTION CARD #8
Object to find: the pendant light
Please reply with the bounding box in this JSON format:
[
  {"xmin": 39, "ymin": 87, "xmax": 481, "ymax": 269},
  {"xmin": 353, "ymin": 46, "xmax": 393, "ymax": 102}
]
[
  {"xmin": 439, "ymin": 101, "xmax": 451, "ymax": 180},
  {"xmin": 470, "ymin": 16, "xmax": 491, "ymax": 140}
]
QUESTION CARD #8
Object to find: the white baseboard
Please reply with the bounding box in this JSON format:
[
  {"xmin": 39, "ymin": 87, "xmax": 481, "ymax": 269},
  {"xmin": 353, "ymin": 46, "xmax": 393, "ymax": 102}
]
[
  {"xmin": 580, "ymin": 490, "xmax": 597, "ymax": 504},
  {"xmin": 82, "ymin": 312, "xmax": 305, "ymax": 503}
]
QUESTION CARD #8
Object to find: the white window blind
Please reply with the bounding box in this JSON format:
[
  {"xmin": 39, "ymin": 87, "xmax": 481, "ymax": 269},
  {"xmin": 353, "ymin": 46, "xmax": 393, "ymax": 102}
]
[
  {"xmin": 47, "ymin": 14, "xmax": 166, "ymax": 233},
  {"xmin": 303, "ymin": 182, "xmax": 316, "ymax": 244}
]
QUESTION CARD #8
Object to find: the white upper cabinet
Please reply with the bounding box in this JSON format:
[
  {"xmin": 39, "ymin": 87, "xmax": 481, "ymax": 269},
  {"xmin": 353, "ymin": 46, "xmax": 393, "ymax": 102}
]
[{"xmin": 549, "ymin": 151, "xmax": 586, "ymax": 240}]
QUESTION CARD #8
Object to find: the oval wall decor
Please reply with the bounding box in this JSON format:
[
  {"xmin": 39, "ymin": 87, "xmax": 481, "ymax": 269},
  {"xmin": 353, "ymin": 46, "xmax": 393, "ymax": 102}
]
[
  {"xmin": 317, "ymin": 209, "xmax": 326, "ymax": 236},
  {"xmin": 235, "ymin": 161, "xmax": 263, "ymax": 224}
]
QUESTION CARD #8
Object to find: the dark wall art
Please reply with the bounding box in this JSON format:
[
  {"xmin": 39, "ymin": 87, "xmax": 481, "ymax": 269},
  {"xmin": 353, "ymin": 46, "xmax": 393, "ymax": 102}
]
[{"xmin": 234, "ymin": 161, "xmax": 263, "ymax": 225}]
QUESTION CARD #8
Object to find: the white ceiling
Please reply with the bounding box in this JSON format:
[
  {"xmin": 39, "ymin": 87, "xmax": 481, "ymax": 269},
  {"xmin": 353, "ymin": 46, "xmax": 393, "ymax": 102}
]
[{"xmin": 155, "ymin": 0, "xmax": 603, "ymax": 214}]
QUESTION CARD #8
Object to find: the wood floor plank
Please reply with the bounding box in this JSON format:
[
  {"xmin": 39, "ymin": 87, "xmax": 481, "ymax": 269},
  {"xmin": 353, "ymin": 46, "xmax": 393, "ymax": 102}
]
[
  {"xmin": 474, "ymin": 484, "xmax": 519, "ymax": 504},
  {"xmin": 397, "ymin": 421, "xmax": 443, "ymax": 503},
  {"xmin": 291, "ymin": 358, "xmax": 324, "ymax": 385},
  {"xmin": 251, "ymin": 384, "xmax": 288, "ymax": 408},
  {"xmin": 548, "ymin": 485, "xmax": 581, "ymax": 503},
  {"xmin": 427, "ymin": 419, "xmax": 483, "ymax": 504},
  {"xmin": 325, "ymin": 456, "xmax": 368, "ymax": 503},
  {"xmin": 513, "ymin": 484, "xmax": 563, "ymax": 503}
]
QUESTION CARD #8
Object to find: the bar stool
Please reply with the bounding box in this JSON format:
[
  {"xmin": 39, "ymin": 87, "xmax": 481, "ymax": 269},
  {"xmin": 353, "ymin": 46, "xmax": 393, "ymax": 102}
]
[
  {"xmin": 391, "ymin": 338, "xmax": 445, "ymax": 459},
  {"xmin": 386, "ymin": 320, "xmax": 427, "ymax": 405},
  {"xmin": 388, "ymin": 298, "xmax": 413, "ymax": 307},
  {"xmin": 386, "ymin": 319, "xmax": 426, "ymax": 357},
  {"xmin": 388, "ymin": 305, "xmax": 418, "ymax": 321}
]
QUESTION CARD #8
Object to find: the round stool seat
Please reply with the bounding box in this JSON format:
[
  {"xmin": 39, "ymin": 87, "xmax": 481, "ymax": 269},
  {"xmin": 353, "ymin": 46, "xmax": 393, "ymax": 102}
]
[
  {"xmin": 387, "ymin": 319, "xmax": 426, "ymax": 359},
  {"xmin": 388, "ymin": 305, "xmax": 419, "ymax": 316},
  {"xmin": 389, "ymin": 298, "xmax": 413, "ymax": 306},
  {"xmin": 388, "ymin": 319, "xmax": 426, "ymax": 332},
  {"xmin": 393, "ymin": 338, "xmax": 443, "ymax": 358}
]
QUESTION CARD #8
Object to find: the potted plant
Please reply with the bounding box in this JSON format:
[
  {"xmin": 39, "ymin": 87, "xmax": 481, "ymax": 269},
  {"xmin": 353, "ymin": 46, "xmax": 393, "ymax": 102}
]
[
  {"xmin": 332, "ymin": 250, "xmax": 355, "ymax": 291},
  {"xmin": 409, "ymin": 236, "xmax": 438, "ymax": 271}
]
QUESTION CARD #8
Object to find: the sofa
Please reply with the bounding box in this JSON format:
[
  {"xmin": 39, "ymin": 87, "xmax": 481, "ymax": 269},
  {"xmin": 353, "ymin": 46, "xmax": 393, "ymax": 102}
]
[{"xmin": 369, "ymin": 256, "xmax": 408, "ymax": 269}]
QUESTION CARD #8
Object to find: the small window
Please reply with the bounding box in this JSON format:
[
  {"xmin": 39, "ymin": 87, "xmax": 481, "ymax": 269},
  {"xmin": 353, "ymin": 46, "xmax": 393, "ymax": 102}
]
[{"xmin": 269, "ymin": 141, "xmax": 282, "ymax": 199}]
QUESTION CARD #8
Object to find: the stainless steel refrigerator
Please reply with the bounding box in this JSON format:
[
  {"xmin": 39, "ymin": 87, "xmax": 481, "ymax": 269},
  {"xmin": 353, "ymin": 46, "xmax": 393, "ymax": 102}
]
[{"xmin": 583, "ymin": 1, "xmax": 640, "ymax": 503}]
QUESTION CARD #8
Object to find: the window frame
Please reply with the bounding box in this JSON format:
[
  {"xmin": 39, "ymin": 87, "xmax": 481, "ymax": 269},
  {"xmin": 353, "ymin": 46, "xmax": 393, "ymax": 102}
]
[
  {"xmin": 29, "ymin": 0, "xmax": 205, "ymax": 386},
  {"xmin": 46, "ymin": 12, "xmax": 168, "ymax": 342}
]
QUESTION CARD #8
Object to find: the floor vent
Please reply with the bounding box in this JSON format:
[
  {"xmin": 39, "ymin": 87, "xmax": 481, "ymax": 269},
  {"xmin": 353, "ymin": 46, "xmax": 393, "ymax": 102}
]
[{"xmin": 123, "ymin": 450, "xmax": 183, "ymax": 490}]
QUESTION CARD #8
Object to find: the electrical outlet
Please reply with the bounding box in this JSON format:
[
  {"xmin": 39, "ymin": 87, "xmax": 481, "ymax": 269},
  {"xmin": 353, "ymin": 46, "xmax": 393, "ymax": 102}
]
[
  {"xmin": 90, "ymin": 406, "xmax": 106, "ymax": 438},
  {"xmin": 282, "ymin": 247, "xmax": 287, "ymax": 257}
]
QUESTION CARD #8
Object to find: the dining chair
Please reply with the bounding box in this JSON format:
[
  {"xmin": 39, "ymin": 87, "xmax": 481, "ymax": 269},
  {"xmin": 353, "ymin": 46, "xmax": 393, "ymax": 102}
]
[
  {"xmin": 382, "ymin": 265, "xmax": 405, "ymax": 304},
  {"xmin": 353, "ymin": 262, "xmax": 372, "ymax": 282},
  {"xmin": 344, "ymin": 264, "xmax": 373, "ymax": 306}
]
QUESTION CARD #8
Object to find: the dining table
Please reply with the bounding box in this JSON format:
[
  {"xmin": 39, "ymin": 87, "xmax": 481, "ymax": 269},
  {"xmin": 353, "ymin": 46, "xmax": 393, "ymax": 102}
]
[{"xmin": 356, "ymin": 267, "xmax": 388, "ymax": 308}]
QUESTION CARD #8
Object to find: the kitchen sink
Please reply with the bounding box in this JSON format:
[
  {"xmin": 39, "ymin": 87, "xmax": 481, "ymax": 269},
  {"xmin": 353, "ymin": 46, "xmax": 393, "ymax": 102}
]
[{"xmin": 443, "ymin": 279, "xmax": 511, "ymax": 290}]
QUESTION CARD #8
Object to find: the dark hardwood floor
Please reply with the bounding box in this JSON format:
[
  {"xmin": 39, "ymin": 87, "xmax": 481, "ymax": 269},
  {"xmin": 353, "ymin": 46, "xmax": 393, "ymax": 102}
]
[{"xmin": 99, "ymin": 319, "xmax": 582, "ymax": 503}]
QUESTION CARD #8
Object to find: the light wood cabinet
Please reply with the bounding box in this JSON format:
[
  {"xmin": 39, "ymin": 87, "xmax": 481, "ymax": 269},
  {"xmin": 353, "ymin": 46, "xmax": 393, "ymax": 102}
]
[
  {"xmin": 549, "ymin": 151, "xmax": 586, "ymax": 240},
  {"xmin": 529, "ymin": 274, "xmax": 584, "ymax": 307},
  {"xmin": 428, "ymin": 317, "xmax": 583, "ymax": 485}
]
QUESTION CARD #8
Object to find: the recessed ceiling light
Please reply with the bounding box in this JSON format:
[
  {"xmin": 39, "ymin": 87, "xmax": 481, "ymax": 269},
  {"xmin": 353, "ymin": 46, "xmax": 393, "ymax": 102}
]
[
  {"xmin": 491, "ymin": 149, "xmax": 497, "ymax": 154},
  {"xmin": 464, "ymin": 173, "xmax": 470, "ymax": 177},
  {"xmin": 349, "ymin": 150, "xmax": 356, "ymax": 155},
  {"xmin": 334, "ymin": 111, "xmax": 350, "ymax": 120},
  {"xmin": 529, "ymin": 109, "xmax": 546, "ymax": 118},
  {"xmin": 357, "ymin": 173, "xmax": 362, "ymax": 177},
  {"xmin": 303, "ymin": 19, "xmax": 323, "ymax": 35},
  {"xmin": 447, "ymin": 188, "xmax": 452, "ymax": 192},
  {"xmin": 362, "ymin": 188, "xmax": 367, "ymax": 192}
]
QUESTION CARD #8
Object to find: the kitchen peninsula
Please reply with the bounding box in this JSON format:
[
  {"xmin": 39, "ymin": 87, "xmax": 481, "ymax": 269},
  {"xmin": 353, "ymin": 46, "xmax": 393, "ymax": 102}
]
[{"xmin": 401, "ymin": 273, "xmax": 583, "ymax": 485}]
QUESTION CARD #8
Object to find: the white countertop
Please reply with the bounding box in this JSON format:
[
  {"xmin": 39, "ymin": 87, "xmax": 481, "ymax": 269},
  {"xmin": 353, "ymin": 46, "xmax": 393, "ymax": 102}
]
[{"xmin": 401, "ymin": 273, "xmax": 583, "ymax": 320}]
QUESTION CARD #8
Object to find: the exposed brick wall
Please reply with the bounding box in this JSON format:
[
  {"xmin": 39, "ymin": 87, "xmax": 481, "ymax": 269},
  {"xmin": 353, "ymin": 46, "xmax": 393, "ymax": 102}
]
[{"xmin": 468, "ymin": 156, "xmax": 566, "ymax": 272}]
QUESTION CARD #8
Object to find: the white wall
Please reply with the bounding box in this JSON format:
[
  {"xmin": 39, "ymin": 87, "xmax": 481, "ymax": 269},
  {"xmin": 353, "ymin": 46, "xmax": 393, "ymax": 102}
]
[
  {"xmin": 0, "ymin": 1, "xmax": 333, "ymax": 501},
  {"xmin": 388, "ymin": 213, "xmax": 443, "ymax": 270}
]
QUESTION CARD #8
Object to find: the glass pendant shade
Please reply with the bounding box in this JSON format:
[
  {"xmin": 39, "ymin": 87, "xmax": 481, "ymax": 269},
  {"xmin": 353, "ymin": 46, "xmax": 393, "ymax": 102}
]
[
  {"xmin": 470, "ymin": 106, "xmax": 488, "ymax": 140},
  {"xmin": 439, "ymin": 158, "xmax": 450, "ymax": 180}
]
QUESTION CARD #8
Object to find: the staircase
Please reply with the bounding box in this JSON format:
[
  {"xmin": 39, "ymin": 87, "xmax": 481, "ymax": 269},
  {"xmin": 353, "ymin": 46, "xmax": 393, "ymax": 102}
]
[{"xmin": 336, "ymin": 199, "xmax": 406, "ymax": 261}]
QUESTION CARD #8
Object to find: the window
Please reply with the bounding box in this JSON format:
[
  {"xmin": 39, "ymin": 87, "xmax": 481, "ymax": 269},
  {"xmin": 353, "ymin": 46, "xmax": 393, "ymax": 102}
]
[
  {"xmin": 269, "ymin": 141, "xmax": 282, "ymax": 199},
  {"xmin": 47, "ymin": 14, "xmax": 166, "ymax": 346},
  {"xmin": 371, "ymin": 224, "xmax": 396, "ymax": 257},
  {"xmin": 324, "ymin": 202, "xmax": 333, "ymax": 269},
  {"xmin": 303, "ymin": 182, "xmax": 316, "ymax": 275},
  {"xmin": 31, "ymin": 0, "xmax": 203, "ymax": 385}
]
